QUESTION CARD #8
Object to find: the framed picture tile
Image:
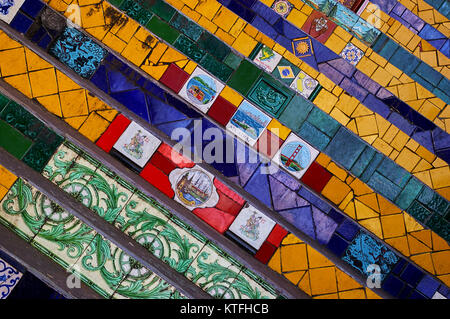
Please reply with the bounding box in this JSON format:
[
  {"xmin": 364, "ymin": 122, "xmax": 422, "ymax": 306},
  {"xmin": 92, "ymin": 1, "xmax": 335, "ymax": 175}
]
[
  {"xmin": 252, "ymin": 46, "xmax": 283, "ymax": 73},
  {"xmin": 228, "ymin": 204, "xmax": 276, "ymax": 250},
  {"xmin": 168, "ymin": 166, "xmax": 219, "ymax": 210},
  {"xmin": 0, "ymin": 0, "xmax": 25, "ymax": 23},
  {"xmin": 226, "ymin": 100, "xmax": 271, "ymax": 146},
  {"xmin": 179, "ymin": 67, "xmax": 224, "ymax": 113},
  {"xmin": 290, "ymin": 70, "xmax": 319, "ymax": 99},
  {"xmin": 272, "ymin": 133, "xmax": 319, "ymax": 179},
  {"xmin": 112, "ymin": 121, "xmax": 161, "ymax": 169}
]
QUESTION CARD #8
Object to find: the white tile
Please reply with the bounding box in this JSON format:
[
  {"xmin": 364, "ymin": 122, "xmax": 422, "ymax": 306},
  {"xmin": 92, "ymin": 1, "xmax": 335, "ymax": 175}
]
[
  {"xmin": 168, "ymin": 167, "xmax": 219, "ymax": 210},
  {"xmin": 290, "ymin": 70, "xmax": 319, "ymax": 99},
  {"xmin": 0, "ymin": 0, "xmax": 25, "ymax": 24},
  {"xmin": 272, "ymin": 133, "xmax": 319, "ymax": 179},
  {"xmin": 226, "ymin": 100, "xmax": 271, "ymax": 146},
  {"xmin": 253, "ymin": 46, "xmax": 283, "ymax": 73},
  {"xmin": 179, "ymin": 67, "xmax": 224, "ymax": 113},
  {"xmin": 229, "ymin": 205, "xmax": 276, "ymax": 250},
  {"xmin": 432, "ymin": 291, "xmax": 446, "ymax": 299},
  {"xmin": 0, "ymin": 257, "xmax": 23, "ymax": 299},
  {"xmin": 113, "ymin": 121, "xmax": 161, "ymax": 168}
]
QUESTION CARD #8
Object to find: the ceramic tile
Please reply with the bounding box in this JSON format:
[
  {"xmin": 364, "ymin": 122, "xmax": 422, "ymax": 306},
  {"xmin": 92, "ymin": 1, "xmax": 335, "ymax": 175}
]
[
  {"xmin": 228, "ymin": 204, "xmax": 276, "ymax": 250},
  {"xmin": 179, "ymin": 67, "xmax": 225, "ymax": 113},
  {"xmin": 339, "ymin": 42, "xmax": 364, "ymax": 66},
  {"xmin": 168, "ymin": 166, "xmax": 220, "ymax": 210},
  {"xmin": 112, "ymin": 121, "xmax": 161, "ymax": 169},
  {"xmin": 272, "ymin": 133, "xmax": 320, "ymax": 179},
  {"xmin": 0, "ymin": 257, "xmax": 22, "ymax": 299},
  {"xmin": 290, "ymin": 70, "xmax": 319, "ymax": 99},
  {"xmin": 271, "ymin": 0, "xmax": 293, "ymax": 18},
  {"xmin": 226, "ymin": 100, "xmax": 271, "ymax": 146},
  {"xmin": 0, "ymin": 0, "xmax": 25, "ymax": 23},
  {"xmin": 252, "ymin": 46, "xmax": 283, "ymax": 73}
]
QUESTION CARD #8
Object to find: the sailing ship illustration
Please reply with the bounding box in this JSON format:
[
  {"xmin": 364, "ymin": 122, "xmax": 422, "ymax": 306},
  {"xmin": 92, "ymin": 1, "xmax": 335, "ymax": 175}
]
[
  {"xmin": 176, "ymin": 170, "xmax": 213, "ymax": 207},
  {"xmin": 239, "ymin": 212, "xmax": 265, "ymax": 241},
  {"xmin": 122, "ymin": 130, "xmax": 150, "ymax": 160}
]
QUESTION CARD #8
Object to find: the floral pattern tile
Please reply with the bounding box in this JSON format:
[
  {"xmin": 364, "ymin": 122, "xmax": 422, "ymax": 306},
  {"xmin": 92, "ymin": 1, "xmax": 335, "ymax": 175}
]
[{"xmin": 0, "ymin": 257, "xmax": 22, "ymax": 299}]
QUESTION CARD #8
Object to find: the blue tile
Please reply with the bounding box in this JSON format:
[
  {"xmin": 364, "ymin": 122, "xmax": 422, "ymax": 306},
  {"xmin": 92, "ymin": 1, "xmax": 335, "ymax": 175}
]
[
  {"xmin": 392, "ymin": 258, "xmax": 406, "ymax": 275},
  {"xmin": 20, "ymin": 0, "xmax": 45, "ymax": 17},
  {"xmin": 147, "ymin": 95, "xmax": 187, "ymax": 125},
  {"xmin": 360, "ymin": 152, "xmax": 383, "ymax": 183},
  {"xmin": 365, "ymin": 94, "xmax": 391, "ymax": 117},
  {"xmin": 111, "ymin": 89, "xmax": 150, "ymax": 122},
  {"xmin": 340, "ymin": 77, "xmax": 368, "ymax": 101},
  {"xmin": 395, "ymin": 177, "xmax": 424, "ymax": 210},
  {"xmin": 415, "ymin": 62, "xmax": 443, "ymax": 86},
  {"xmin": 336, "ymin": 219, "xmax": 359, "ymax": 241},
  {"xmin": 408, "ymin": 290, "xmax": 426, "ymax": 299},
  {"xmin": 243, "ymin": 164, "xmax": 272, "ymax": 208},
  {"xmin": 326, "ymin": 234, "xmax": 348, "ymax": 257},
  {"xmin": 298, "ymin": 121, "xmax": 330, "ymax": 151},
  {"xmin": 416, "ymin": 275, "xmax": 440, "ymax": 298},
  {"xmin": 10, "ymin": 12, "xmax": 34, "ymax": 34},
  {"xmin": 90, "ymin": 64, "xmax": 109, "ymax": 93},
  {"xmin": 377, "ymin": 157, "xmax": 411, "ymax": 188},
  {"xmin": 251, "ymin": 1, "xmax": 279, "ymax": 24},
  {"xmin": 279, "ymin": 206, "xmax": 316, "ymax": 240},
  {"xmin": 298, "ymin": 187, "xmax": 332, "ymax": 213},
  {"xmin": 350, "ymin": 146, "xmax": 375, "ymax": 177},
  {"xmin": 306, "ymin": 108, "xmax": 340, "ymax": 138},
  {"xmin": 389, "ymin": 46, "xmax": 420, "ymax": 75},
  {"xmin": 324, "ymin": 127, "xmax": 366, "ymax": 170},
  {"xmin": 328, "ymin": 208, "xmax": 345, "ymax": 224},
  {"xmin": 400, "ymin": 264, "xmax": 424, "ymax": 287},
  {"xmin": 367, "ymin": 171, "xmax": 402, "ymax": 201},
  {"xmin": 252, "ymin": 16, "xmax": 278, "ymax": 39}
]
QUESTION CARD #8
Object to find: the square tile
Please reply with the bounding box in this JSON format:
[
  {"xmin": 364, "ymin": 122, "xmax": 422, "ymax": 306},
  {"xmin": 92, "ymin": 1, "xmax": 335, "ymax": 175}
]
[
  {"xmin": 168, "ymin": 166, "xmax": 220, "ymax": 210},
  {"xmin": 159, "ymin": 63, "xmax": 190, "ymax": 93},
  {"xmin": 340, "ymin": 42, "xmax": 364, "ymax": 66},
  {"xmin": 301, "ymin": 10, "xmax": 337, "ymax": 44},
  {"xmin": 96, "ymin": 114, "xmax": 131, "ymax": 153},
  {"xmin": 179, "ymin": 67, "xmax": 225, "ymax": 113},
  {"xmin": 290, "ymin": 70, "xmax": 319, "ymax": 99},
  {"xmin": 207, "ymin": 96, "xmax": 237, "ymax": 127},
  {"xmin": 112, "ymin": 121, "xmax": 161, "ymax": 169},
  {"xmin": 272, "ymin": 58, "xmax": 299, "ymax": 86},
  {"xmin": 0, "ymin": 257, "xmax": 22, "ymax": 299},
  {"xmin": 252, "ymin": 46, "xmax": 283, "ymax": 73},
  {"xmin": 0, "ymin": 0, "xmax": 25, "ymax": 23},
  {"xmin": 272, "ymin": 133, "xmax": 319, "ymax": 179},
  {"xmin": 292, "ymin": 37, "xmax": 314, "ymax": 58},
  {"xmin": 271, "ymin": 0, "xmax": 293, "ymax": 18},
  {"xmin": 228, "ymin": 204, "xmax": 276, "ymax": 250},
  {"xmin": 226, "ymin": 100, "xmax": 271, "ymax": 146}
]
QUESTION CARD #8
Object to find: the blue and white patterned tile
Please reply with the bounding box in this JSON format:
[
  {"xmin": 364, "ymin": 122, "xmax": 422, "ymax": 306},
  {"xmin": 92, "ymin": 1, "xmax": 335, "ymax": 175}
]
[
  {"xmin": 0, "ymin": 0, "xmax": 25, "ymax": 24},
  {"xmin": 340, "ymin": 42, "xmax": 364, "ymax": 66},
  {"xmin": 0, "ymin": 257, "xmax": 23, "ymax": 299},
  {"xmin": 271, "ymin": 0, "xmax": 293, "ymax": 18}
]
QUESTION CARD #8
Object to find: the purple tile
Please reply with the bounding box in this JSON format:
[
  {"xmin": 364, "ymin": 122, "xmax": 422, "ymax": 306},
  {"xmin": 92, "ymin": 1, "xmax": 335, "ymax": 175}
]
[
  {"xmin": 392, "ymin": 2, "xmax": 406, "ymax": 15},
  {"xmin": 318, "ymin": 63, "xmax": 344, "ymax": 84},
  {"xmin": 340, "ymin": 77, "xmax": 368, "ymax": 101},
  {"xmin": 244, "ymin": 164, "xmax": 273, "ymax": 208},
  {"xmin": 387, "ymin": 112, "xmax": 415, "ymax": 135},
  {"xmin": 279, "ymin": 206, "xmax": 316, "ymax": 239},
  {"xmin": 353, "ymin": 71, "xmax": 381, "ymax": 94},
  {"xmin": 271, "ymin": 168, "xmax": 302, "ymax": 191},
  {"xmin": 312, "ymin": 206, "xmax": 338, "ymax": 245},
  {"xmin": 416, "ymin": 275, "xmax": 440, "ymax": 298},
  {"xmin": 363, "ymin": 94, "xmax": 391, "ymax": 118},
  {"xmin": 269, "ymin": 176, "xmax": 308, "ymax": 211},
  {"xmin": 328, "ymin": 58, "xmax": 356, "ymax": 77},
  {"xmin": 251, "ymin": 1, "xmax": 280, "ymax": 24}
]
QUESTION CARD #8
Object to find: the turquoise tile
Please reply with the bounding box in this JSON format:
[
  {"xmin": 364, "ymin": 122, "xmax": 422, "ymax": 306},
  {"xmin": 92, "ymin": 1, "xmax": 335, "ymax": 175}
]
[
  {"xmin": 278, "ymin": 95, "xmax": 313, "ymax": 131},
  {"xmin": 367, "ymin": 171, "xmax": 401, "ymax": 202},
  {"xmin": 223, "ymin": 52, "xmax": 242, "ymax": 69},
  {"xmin": 170, "ymin": 13, "xmax": 204, "ymax": 42},
  {"xmin": 173, "ymin": 34, "xmax": 206, "ymax": 62},
  {"xmin": 298, "ymin": 121, "xmax": 330, "ymax": 151},
  {"xmin": 324, "ymin": 127, "xmax": 366, "ymax": 170},
  {"xmin": 306, "ymin": 108, "xmax": 340, "ymax": 138},
  {"xmin": 376, "ymin": 158, "xmax": 411, "ymax": 188},
  {"xmin": 200, "ymin": 54, "xmax": 233, "ymax": 82},
  {"xmin": 350, "ymin": 146, "xmax": 375, "ymax": 178},
  {"xmin": 394, "ymin": 177, "xmax": 424, "ymax": 210},
  {"xmin": 360, "ymin": 152, "xmax": 383, "ymax": 183}
]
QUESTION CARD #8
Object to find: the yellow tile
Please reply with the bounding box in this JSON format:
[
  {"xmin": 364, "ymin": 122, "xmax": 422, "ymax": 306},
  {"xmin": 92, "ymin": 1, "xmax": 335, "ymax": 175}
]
[
  {"xmin": 78, "ymin": 112, "xmax": 110, "ymax": 142},
  {"xmin": 195, "ymin": 0, "xmax": 221, "ymax": 19},
  {"xmin": 198, "ymin": 16, "xmax": 218, "ymax": 34},
  {"xmin": 286, "ymin": 9, "xmax": 308, "ymax": 29},
  {"xmin": 321, "ymin": 177, "xmax": 351, "ymax": 205},
  {"xmin": 326, "ymin": 162, "xmax": 347, "ymax": 181},
  {"xmin": 268, "ymin": 248, "xmax": 281, "ymax": 273},
  {"xmin": 397, "ymin": 83, "xmax": 417, "ymax": 101},
  {"xmin": 113, "ymin": 18, "xmax": 139, "ymax": 43},
  {"xmin": 314, "ymin": 90, "xmax": 338, "ymax": 113},
  {"xmin": 267, "ymin": 119, "xmax": 291, "ymax": 140},
  {"xmin": 355, "ymin": 200, "xmax": 379, "ymax": 219},
  {"xmin": 215, "ymin": 28, "xmax": 235, "ymax": 46},
  {"xmin": 309, "ymin": 267, "xmax": 338, "ymax": 296},
  {"xmin": 306, "ymin": 245, "xmax": 333, "ymax": 268},
  {"xmin": 394, "ymin": 25, "xmax": 413, "ymax": 45},
  {"xmin": 0, "ymin": 31, "xmax": 22, "ymax": 50},
  {"xmin": 121, "ymin": 37, "xmax": 151, "ymax": 66},
  {"xmin": 284, "ymin": 271, "xmax": 305, "ymax": 286},
  {"xmin": 419, "ymin": 100, "xmax": 440, "ymax": 120},
  {"xmin": 359, "ymin": 217, "xmax": 383, "ymax": 238},
  {"xmin": 0, "ymin": 185, "xmax": 7, "ymax": 201},
  {"xmin": 80, "ymin": 4, "xmax": 106, "ymax": 29},
  {"xmin": 338, "ymin": 289, "xmax": 366, "ymax": 299},
  {"xmin": 212, "ymin": 6, "xmax": 237, "ymax": 31},
  {"xmin": 282, "ymin": 233, "xmax": 303, "ymax": 245},
  {"xmin": 56, "ymin": 70, "xmax": 80, "ymax": 92},
  {"xmin": 4, "ymin": 74, "xmax": 32, "ymax": 98},
  {"xmin": 410, "ymin": 253, "xmax": 436, "ymax": 275},
  {"xmin": 219, "ymin": 85, "xmax": 243, "ymax": 106},
  {"xmin": 141, "ymin": 64, "xmax": 169, "ymax": 81},
  {"xmin": 59, "ymin": 89, "xmax": 88, "ymax": 118},
  {"xmin": 24, "ymin": 48, "xmax": 52, "ymax": 71},
  {"xmin": 330, "ymin": 108, "xmax": 350, "ymax": 126},
  {"xmin": 244, "ymin": 24, "xmax": 258, "ymax": 38},
  {"xmin": 280, "ymin": 243, "xmax": 308, "ymax": 272},
  {"xmin": 181, "ymin": 5, "xmax": 201, "ymax": 21},
  {"xmin": 0, "ymin": 47, "xmax": 27, "ymax": 76},
  {"xmin": 336, "ymin": 268, "xmax": 362, "ymax": 291},
  {"xmin": 431, "ymin": 251, "xmax": 450, "ymax": 275},
  {"xmin": 371, "ymin": 67, "xmax": 392, "ymax": 87},
  {"xmin": 0, "ymin": 165, "xmax": 17, "ymax": 189},
  {"xmin": 355, "ymin": 115, "xmax": 378, "ymax": 136},
  {"xmin": 102, "ymin": 32, "xmax": 127, "ymax": 53},
  {"xmin": 183, "ymin": 60, "xmax": 198, "ymax": 74},
  {"xmin": 391, "ymin": 131, "xmax": 409, "ymax": 151},
  {"xmin": 29, "ymin": 68, "xmax": 58, "ymax": 98},
  {"xmin": 395, "ymin": 148, "xmax": 421, "ymax": 172},
  {"xmin": 65, "ymin": 115, "xmax": 88, "ymax": 130},
  {"xmin": 380, "ymin": 214, "xmax": 406, "ymax": 238},
  {"xmin": 333, "ymin": 26, "xmax": 352, "ymax": 42},
  {"xmin": 430, "ymin": 167, "xmax": 450, "ymax": 188},
  {"xmin": 36, "ymin": 94, "xmax": 62, "ymax": 117},
  {"xmin": 324, "ymin": 33, "xmax": 347, "ymax": 54},
  {"xmin": 357, "ymin": 56, "xmax": 378, "ymax": 76}
]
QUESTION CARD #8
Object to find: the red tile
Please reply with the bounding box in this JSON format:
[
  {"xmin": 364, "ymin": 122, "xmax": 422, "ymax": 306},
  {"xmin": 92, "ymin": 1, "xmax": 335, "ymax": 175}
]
[
  {"xmin": 159, "ymin": 63, "xmax": 190, "ymax": 93},
  {"xmin": 140, "ymin": 162, "xmax": 175, "ymax": 198},
  {"xmin": 216, "ymin": 190, "xmax": 245, "ymax": 217},
  {"xmin": 206, "ymin": 96, "xmax": 237, "ymax": 127},
  {"xmin": 301, "ymin": 11, "xmax": 337, "ymax": 44},
  {"xmin": 96, "ymin": 114, "xmax": 131, "ymax": 152},
  {"xmin": 192, "ymin": 207, "xmax": 237, "ymax": 233},
  {"xmin": 267, "ymin": 224, "xmax": 289, "ymax": 247},
  {"xmin": 150, "ymin": 151, "xmax": 177, "ymax": 175},
  {"xmin": 213, "ymin": 178, "xmax": 245, "ymax": 205},
  {"xmin": 300, "ymin": 161, "xmax": 332, "ymax": 193},
  {"xmin": 157, "ymin": 143, "xmax": 195, "ymax": 168},
  {"xmin": 256, "ymin": 129, "xmax": 283, "ymax": 158},
  {"xmin": 254, "ymin": 241, "xmax": 277, "ymax": 264}
]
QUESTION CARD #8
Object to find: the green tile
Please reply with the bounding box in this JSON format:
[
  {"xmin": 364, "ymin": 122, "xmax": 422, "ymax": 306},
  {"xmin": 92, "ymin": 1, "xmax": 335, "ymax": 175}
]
[
  {"xmin": 394, "ymin": 177, "xmax": 423, "ymax": 210},
  {"xmin": 298, "ymin": 121, "xmax": 330, "ymax": 151},
  {"xmin": 169, "ymin": 13, "xmax": 204, "ymax": 41},
  {"xmin": 146, "ymin": 16, "xmax": 180, "ymax": 44},
  {"xmin": 200, "ymin": 54, "xmax": 233, "ymax": 82},
  {"xmin": 227, "ymin": 60, "xmax": 262, "ymax": 96},
  {"xmin": 197, "ymin": 33, "xmax": 231, "ymax": 61},
  {"xmin": 119, "ymin": 0, "xmax": 153, "ymax": 25},
  {"xmin": 0, "ymin": 120, "xmax": 32, "ymax": 159},
  {"xmin": 108, "ymin": 0, "xmax": 124, "ymax": 8},
  {"xmin": 22, "ymin": 128, "xmax": 63, "ymax": 172},
  {"xmin": 0, "ymin": 94, "xmax": 10, "ymax": 113},
  {"xmin": 278, "ymin": 95, "xmax": 313, "ymax": 132},
  {"xmin": 223, "ymin": 52, "xmax": 242, "ymax": 69},
  {"xmin": 0, "ymin": 101, "xmax": 44, "ymax": 140},
  {"xmin": 306, "ymin": 107, "xmax": 340, "ymax": 138},
  {"xmin": 247, "ymin": 75, "xmax": 294, "ymax": 117},
  {"xmin": 149, "ymin": 0, "xmax": 176, "ymax": 22},
  {"xmin": 173, "ymin": 34, "xmax": 206, "ymax": 62},
  {"xmin": 271, "ymin": 57, "xmax": 299, "ymax": 85}
]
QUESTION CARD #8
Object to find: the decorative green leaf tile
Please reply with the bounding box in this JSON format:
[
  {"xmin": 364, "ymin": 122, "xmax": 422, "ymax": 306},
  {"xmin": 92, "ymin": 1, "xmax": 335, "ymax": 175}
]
[{"xmin": 226, "ymin": 268, "xmax": 278, "ymax": 299}]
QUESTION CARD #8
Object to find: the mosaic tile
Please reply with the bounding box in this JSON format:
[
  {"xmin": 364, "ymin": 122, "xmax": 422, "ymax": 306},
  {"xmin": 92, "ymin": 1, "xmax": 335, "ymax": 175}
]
[
  {"xmin": 49, "ymin": 27, "xmax": 107, "ymax": 78},
  {"xmin": 228, "ymin": 204, "xmax": 276, "ymax": 250},
  {"xmin": 292, "ymin": 37, "xmax": 314, "ymax": 58},
  {"xmin": 271, "ymin": 0, "xmax": 293, "ymax": 18},
  {"xmin": 271, "ymin": 57, "xmax": 299, "ymax": 86},
  {"xmin": 0, "ymin": 256, "xmax": 22, "ymax": 299},
  {"xmin": 301, "ymin": 10, "xmax": 337, "ymax": 44},
  {"xmin": 253, "ymin": 45, "xmax": 283, "ymax": 73},
  {"xmin": 290, "ymin": 70, "xmax": 319, "ymax": 99},
  {"xmin": 273, "ymin": 133, "xmax": 320, "ymax": 179},
  {"xmin": 0, "ymin": 0, "xmax": 25, "ymax": 24},
  {"xmin": 339, "ymin": 42, "xmax": 364, "ymax": 66},
  {"xmin": 226, "ymin": 100, "xmax": 271, "ymax": 146},
  {"xmin": 112, "ymin": 121, "xmax": 161, "ymax": 170},
  {"xmin": 179, "ymin": 67, "xmax": 225, "ymax": 113}
]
